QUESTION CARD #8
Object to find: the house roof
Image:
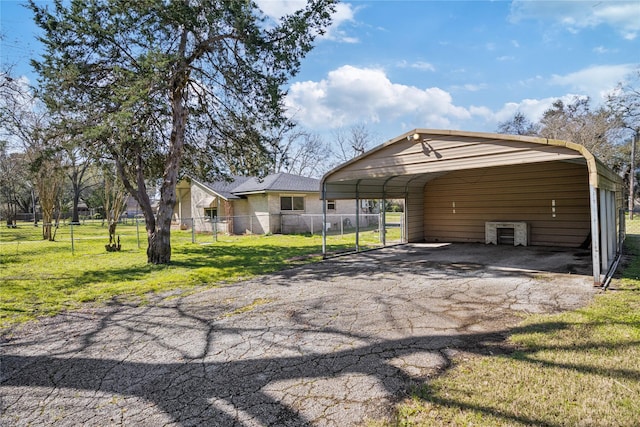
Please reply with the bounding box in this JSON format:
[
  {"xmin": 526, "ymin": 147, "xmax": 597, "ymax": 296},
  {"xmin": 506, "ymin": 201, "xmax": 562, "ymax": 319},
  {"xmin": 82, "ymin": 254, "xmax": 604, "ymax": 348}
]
[
  {"xmin": 232, "ymin": 172, "xmax": 320, "ymax": 195},
  {"xmin": 195, "ymin": 172, "xmax": 320, "ymax": 200},
  {"xmin": 202, "ymin": 176, "xmax": 252, "ymax": 200}
]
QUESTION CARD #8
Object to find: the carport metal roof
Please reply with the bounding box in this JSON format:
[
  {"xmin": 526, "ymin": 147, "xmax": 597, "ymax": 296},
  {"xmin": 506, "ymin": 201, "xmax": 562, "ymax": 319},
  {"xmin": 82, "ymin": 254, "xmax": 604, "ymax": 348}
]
[
  {"xmin": 320, "ymin": 129, "xmax": 621, "ymax": 199},
  {"xmin": 320, "ymin": 129, "xmax": 624, "ymax": 287}
]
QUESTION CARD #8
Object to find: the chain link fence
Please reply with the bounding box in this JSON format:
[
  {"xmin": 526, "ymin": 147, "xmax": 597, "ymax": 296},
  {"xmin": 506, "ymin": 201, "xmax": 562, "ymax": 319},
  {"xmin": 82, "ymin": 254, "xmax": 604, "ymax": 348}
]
[
  {"xmin": 178, "ymin": 213, "xmax": 404, "ymax": 243},
  {"xmin": 1, "ymin": 213, "xmax": 405, "ymax": 254},
  {"xmin": 620, "ymin": 210, "xmax": 640, "ymax": 246},
  {"xmin": 624, "ymin": 210, "xmax": 640, "ymax": 237},
  {"xmin": 0, "ymin": 218, "xmax": 146, "ymax": 256}
]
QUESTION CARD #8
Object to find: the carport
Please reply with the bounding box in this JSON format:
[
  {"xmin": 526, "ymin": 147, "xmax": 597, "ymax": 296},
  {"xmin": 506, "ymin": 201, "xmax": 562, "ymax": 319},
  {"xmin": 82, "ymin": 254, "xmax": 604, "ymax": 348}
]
[{"xmin": 320, "ymin": 129, "xmax": 623, "ymax": 286}]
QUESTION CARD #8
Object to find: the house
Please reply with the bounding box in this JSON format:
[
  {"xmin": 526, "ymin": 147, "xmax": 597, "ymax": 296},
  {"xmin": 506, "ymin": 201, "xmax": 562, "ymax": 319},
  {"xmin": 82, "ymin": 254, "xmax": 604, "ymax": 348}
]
[
  {"xmin": 320, "ymin": 129, "xmax": 624, "ymax": 286},
  {"xmin": 122, "ymin": 195, "xmax": 159, "ymax": 219},
  {"xmin": 174, "ymin": 172, "xmax": 354, "ymax": 235}
]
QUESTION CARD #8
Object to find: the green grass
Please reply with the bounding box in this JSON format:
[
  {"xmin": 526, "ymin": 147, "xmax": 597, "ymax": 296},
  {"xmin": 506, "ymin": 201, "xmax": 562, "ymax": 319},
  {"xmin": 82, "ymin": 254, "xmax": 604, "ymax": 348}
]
[
  {"xmin": 374, "ymin": 236, "xmax": 640, "ymax": 426},
  {"xmin": 384, "ymin": 212, "xmax": 403, "ymax": 223},
  {"xmin": 0, "ymin": 221, "xmax": 390, "ymax": 328}
]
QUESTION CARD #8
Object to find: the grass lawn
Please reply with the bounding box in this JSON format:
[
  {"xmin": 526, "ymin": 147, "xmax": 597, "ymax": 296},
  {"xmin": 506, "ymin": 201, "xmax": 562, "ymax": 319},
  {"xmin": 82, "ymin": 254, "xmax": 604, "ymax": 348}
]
[
  {"xmin": 0, "ymin": 221, "xmax": 391, "ymax": 328},
  {"xmin": 373, "ymin": 236, "xmax": 640, "ymax": 426}
]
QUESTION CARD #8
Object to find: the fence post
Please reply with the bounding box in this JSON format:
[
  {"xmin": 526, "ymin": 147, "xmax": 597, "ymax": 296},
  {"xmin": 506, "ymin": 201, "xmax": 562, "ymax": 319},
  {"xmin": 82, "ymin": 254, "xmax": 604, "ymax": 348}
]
[
  {"xmin": 619, "ymin": 209, "xmax": 626, "ymax": 250},
  {"xmin": 213, "ymin": 218, "xmax": 218, "ymax": 242},
  {"xmin": 310, "ymin": 215, "xmax": 314, "ymax": 235},
  {"xmin": 136, "ymin": 218, "xmax": 141, "ymax": 249},
  {"xmin": 191, "ymin": 218, "xmax": 195, "ymax": 243},
  {"xmin": 70, "ymin": 222, "xmax": 75, "ymax": 255}
]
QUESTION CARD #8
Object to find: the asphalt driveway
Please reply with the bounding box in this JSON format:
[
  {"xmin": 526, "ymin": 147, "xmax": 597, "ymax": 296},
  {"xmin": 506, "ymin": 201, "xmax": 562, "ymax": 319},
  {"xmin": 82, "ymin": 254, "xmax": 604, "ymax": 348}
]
[{"xmin": 1, "ymin": 243, "xmax": 597, "ymax": 426}]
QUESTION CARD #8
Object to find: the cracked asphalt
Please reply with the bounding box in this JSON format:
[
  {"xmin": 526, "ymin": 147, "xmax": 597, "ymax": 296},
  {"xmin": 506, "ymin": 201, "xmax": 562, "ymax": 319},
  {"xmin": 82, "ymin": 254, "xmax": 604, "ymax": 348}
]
[{"xmin": 1, "ymin": 243, "xmax": 597, "ymax": 426}]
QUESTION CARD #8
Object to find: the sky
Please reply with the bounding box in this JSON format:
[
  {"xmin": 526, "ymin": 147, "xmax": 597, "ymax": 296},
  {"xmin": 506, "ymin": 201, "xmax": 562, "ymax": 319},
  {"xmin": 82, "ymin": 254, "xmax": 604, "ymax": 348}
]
[{"xmin": 2, "ymin": 0, "xmax": 639, "ymax": 144}]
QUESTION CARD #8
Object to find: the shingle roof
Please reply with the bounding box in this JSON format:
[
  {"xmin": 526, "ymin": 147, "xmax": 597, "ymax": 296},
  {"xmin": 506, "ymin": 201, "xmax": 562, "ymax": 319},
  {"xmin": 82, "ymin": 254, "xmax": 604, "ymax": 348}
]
[
  {"xmin": 198, "ymin": 176, "xmax": 251, "ymax": 200},
  {"xmin": 198, "ymin": 172, "xmax": 319, "ymax": 200},
  {"xmin": 232, "ymin": 172, "xmax": 320, "ymax": 194}
]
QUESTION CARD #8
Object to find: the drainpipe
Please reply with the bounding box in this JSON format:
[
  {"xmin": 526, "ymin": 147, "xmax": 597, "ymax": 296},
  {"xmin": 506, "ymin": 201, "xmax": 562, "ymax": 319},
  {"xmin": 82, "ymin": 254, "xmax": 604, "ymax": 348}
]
[{"xmin": 589, "ymin": 184, "xmax": 602, "ymax": 286}]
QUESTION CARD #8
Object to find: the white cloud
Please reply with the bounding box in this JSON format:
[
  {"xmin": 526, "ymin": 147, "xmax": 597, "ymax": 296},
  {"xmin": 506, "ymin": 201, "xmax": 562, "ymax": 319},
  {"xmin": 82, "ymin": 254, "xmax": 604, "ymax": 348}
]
[
  {"xmin": 254, "ymin": 0, "xmax": 307, "ymax": 18},
  {"xmin": 255, "ymin": 1, "xmax": 359, "ymax": 43},
  {"xmin": 397, "ymin": 60, "xmax": 436, "ymax": 72},
  {"xmin": 509, "ymin": 0, "xmax": 640, "ymax": 39},
  {"xmin": 285, "ymin": 64, "xmax": 638, "ymax": 137},
  {"xmin": 285, "ymin": 65, "xmax": 471, "ymax": 130},
  {"xmin": 549, "ymin": 64, "xmax": 636, "ymax": 100},
  {"xmin": 472, "ymin": 94, "xmax": 590, "ymax": 129},
  {"xmin": 491, "ymin": 96, "xmax": 573, "ymax": 123},
  {"xmin": 451, "ymin": 83, "xmax": 488, "ymax": 92}
]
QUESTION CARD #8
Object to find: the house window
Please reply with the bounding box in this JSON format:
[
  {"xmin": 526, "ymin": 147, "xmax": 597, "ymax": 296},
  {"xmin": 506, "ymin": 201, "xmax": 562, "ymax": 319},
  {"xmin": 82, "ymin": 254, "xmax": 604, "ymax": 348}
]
[
  {"xmin": 280, "ymin": 196, "xmax": 305, "ymax": 211},
  {"xmin": 204, "ymin": 208, "xmax": 217, "ymax": 220},
  {"xmin": 327, "ymin": 200, "xmax": 336, "ymax": 211}
]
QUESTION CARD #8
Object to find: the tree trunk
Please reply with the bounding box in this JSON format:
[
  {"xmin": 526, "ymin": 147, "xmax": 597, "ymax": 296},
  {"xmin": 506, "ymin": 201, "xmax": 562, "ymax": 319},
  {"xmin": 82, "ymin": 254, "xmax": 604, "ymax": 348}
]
[
  {"xmin": 108, "ymin": 221, "xmax": 117, "ymax": 241},
  {"xmin": 6, "ymin": 200, "xmax": 15, "ymax": 227},
  {"xmin": 42, "ymin": 211, "xmax": 53, "ymax": 240},
  {"xmin": 147, "ymin": 226, "xmax": 171, "ymax": 264},
  {"xmin": 144, "ymin": 40, "xmax": 189, "ymax": 265},
  {"xmin": 71, "ymin": 187, "xmax": 81, "ymax": 224}
]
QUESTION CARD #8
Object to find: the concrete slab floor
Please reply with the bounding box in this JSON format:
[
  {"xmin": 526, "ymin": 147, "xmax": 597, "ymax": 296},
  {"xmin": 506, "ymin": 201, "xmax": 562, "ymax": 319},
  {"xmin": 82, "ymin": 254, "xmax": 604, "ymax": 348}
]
[{"xmin": 1, "ymin": 243, "xmax": 598, "ymax": 426}]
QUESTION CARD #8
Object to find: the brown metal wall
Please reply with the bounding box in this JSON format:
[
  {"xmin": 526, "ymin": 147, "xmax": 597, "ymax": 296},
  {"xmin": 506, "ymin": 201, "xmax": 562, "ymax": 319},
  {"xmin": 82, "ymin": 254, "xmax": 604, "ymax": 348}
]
[
  {"xmin": 423, "ymin": 161, "xmax": 591, "ymax": 247},
  {"xmin": 406, "ymin": 184, "xmax": 425, "ymax": 242}
]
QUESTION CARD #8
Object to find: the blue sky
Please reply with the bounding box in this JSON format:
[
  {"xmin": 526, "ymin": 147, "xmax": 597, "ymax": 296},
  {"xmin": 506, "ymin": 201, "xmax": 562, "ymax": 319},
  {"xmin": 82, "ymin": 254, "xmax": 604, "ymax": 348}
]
[{"xmin": 2, "ymin": 1, "xmax": 639, "ymax": 143}]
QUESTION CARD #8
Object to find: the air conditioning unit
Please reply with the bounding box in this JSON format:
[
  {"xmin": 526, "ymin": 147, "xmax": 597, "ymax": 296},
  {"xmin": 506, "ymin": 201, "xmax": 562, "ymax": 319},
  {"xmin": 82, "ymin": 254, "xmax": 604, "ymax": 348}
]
[{"xmin": 485, "ymin": 221, "xmax": 528, "ymax": 246}]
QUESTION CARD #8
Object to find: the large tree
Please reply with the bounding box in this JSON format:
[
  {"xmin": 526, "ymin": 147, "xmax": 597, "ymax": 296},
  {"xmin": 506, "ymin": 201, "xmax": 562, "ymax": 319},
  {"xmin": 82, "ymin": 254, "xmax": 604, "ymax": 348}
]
[
  {"xmin": 62, "ymin": 140, "xmax": 93, "ymax": 224},
  {"xmin": 273, "ymin": 127, "xmax": 330, "ymax": 178},
  {"xmin": 608, "ymin": 68, "xmax": 640, "ymax": 134},
  {"xmin": 332, "ymin": 123, "xmax": 376, "ymax": 165},
  {"xmin": 608, "ymin": 68, "xmax": 640, "ymax": 216},
  {"xmin": 496, "ymin": 111, "xmax": 540, "ymax": 136},
  {"xmin": 538, "ymin": 97, "xmax": 624, "ymax": 169},
  {"xmin": 31, "ymin": 0, "xmax": 336, "ymax": 263},
  {"xmin": 0, "ymin": 142, "xmax": 27, "ymax": 226},
  {"xmin": 496, "ymin": 97, "xmax": 624, "ymax": 171}
]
